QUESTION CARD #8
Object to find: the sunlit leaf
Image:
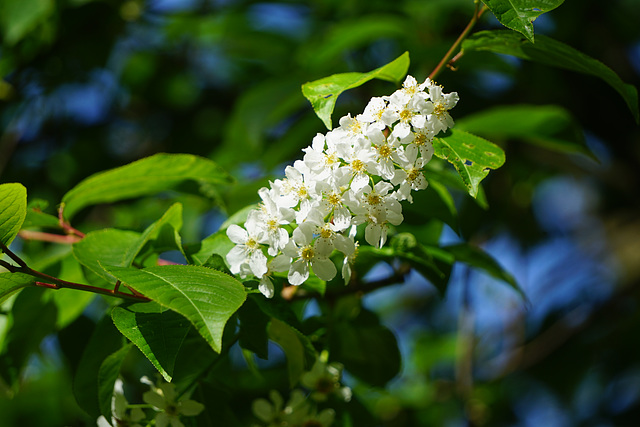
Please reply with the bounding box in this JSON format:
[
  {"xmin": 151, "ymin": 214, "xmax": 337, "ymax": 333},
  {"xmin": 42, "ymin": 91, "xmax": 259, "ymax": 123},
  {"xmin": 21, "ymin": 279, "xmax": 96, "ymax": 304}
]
[
  {"xmin": 433, "ymin": 129, "xmax": 505, "ymax": 198},
  {"xmin": 73, "ymin": 229, "xmax": 142, "ymax": 285},
  {"xmin": 302, "ymin": 52, "xmax": 410, "ymax": 129},
  {"xmin": 462, "ymin": 30, "xmax": 639, "ymax": 123},
  {"xmin": 112, "ymin": 303, "xmax": 190, "ymax": 381},
  {"xmin": 122, "ymin": 203, "xmax": 185, "ymax": 266},
  {"xmin": 0, "ymin": 272, "xmax": 34, "ymax": 304},
  {"xmin": 61, "ymin": 153, "xmax": 233, "ymax": 221},
  {"xmin": 481, "ymin": 0, "xmax": 564, "ymax": 42},
  {"xmin": 104, "ymin": 265, "xmax": 247, "ymax": 353},
  {"xmin": 22, "ymin": 199, "xmax": 60, "ymax": 229},
  {"xmin": 0, "ymin": 183, "xmax": 27, "ymax": 250}
]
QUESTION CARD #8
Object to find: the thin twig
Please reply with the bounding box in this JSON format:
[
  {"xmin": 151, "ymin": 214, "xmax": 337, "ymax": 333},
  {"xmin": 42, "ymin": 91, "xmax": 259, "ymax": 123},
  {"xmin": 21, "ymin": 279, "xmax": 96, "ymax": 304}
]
[
  {"xmin": 57, "ymin": 205, "xmax": 86, "ymax": 238},
  {"xmin": 428, "ymin": 3, "xmax": 488, "ymax": 81},
  {"xmin": 1, "ymin": 242, "xmax": 149, "ymax": 302},
  {"xmin": 18, "ymin": 230, "xmax": 82, "ymax": 244}
]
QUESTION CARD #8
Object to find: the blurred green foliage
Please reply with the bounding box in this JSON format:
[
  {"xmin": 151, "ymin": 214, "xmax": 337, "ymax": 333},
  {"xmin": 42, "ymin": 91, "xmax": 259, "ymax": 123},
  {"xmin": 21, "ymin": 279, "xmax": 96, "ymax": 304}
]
[{"xmin": 1, "ymin": 0, "xmax": 640, "ymax": 426}]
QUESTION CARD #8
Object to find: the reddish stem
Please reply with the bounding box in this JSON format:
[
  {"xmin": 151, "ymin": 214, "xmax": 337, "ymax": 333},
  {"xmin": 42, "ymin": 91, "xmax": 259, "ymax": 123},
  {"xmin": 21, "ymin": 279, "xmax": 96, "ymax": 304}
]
[
  {"xmin": 19, "ymin": 230, "xmax": 82, "ymax": 244},
  {"xmin": 428, "ymin": 3, "xmax": 488, "ymax": 81},
  {"xmin": 58, "ymin": 205, "xmax": 86, "ymax": 238}
]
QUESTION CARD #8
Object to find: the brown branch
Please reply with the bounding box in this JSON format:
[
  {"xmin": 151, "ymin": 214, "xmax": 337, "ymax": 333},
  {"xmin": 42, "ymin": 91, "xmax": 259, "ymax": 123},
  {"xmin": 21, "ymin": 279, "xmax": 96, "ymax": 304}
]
[
  {"xmin": 57, "ymin": 205, "xmax": 86, "ymax": 238},
  {"xmin": 428, "ymin": 3, "xmax": 488, "ymax": 81},
  {"xmin": 1, "ymin": 242, "xmax": 149, "ymax": 302}
]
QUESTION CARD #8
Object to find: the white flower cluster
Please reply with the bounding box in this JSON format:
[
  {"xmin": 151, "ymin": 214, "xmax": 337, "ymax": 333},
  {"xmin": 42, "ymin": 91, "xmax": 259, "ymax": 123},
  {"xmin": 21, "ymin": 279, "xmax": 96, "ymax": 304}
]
[{"xmin": 226, "ymin": 76, "xmax": 459, "ymax": 298}]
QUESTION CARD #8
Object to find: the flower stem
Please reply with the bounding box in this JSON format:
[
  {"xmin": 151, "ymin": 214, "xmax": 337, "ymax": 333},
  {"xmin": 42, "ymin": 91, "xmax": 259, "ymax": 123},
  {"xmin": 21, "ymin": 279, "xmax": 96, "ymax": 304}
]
[{"xmin": 428, "ymin": 2, "xmax": 488, "ymax": 81}]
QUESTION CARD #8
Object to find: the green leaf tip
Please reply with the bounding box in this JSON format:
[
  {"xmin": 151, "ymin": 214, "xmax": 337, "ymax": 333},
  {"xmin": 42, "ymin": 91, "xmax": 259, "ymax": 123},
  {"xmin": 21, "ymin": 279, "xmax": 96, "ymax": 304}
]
[
  {"xmin": 481, "ymin": 0, "xmax": 565, "ymax": 43},
  {"xmin": 0, "ymin": 183, "xmax": 27, "ymax": 250},
  {"xmin": 433, "ymin": 129, "xmax": 505, "ymax": 198},
  {"xmin": 462, "ymin": 30, "xmax": 639, "ymax": 124},
  {"xmin": 302, "ymin": 51, "xmax": 410, "ymax": 129}
]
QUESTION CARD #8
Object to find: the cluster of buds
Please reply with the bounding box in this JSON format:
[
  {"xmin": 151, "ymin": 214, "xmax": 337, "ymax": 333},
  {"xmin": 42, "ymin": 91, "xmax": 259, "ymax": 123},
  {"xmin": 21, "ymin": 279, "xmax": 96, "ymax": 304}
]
[{"xmin": 227, "ymin": 76, "xmax": 459, "ymax": 297}]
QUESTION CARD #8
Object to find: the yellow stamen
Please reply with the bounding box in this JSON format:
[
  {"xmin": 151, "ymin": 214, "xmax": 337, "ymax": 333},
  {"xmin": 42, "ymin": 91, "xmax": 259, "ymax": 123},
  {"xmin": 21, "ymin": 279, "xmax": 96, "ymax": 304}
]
[
  {"xmin": 351, "ymin": 159, "xmax": 364, "ymax": 172},
  {"xmin": 301, "ymin": 246, "xmax": 314, "ymax": 260},
  {"xmin": 367, "ymin": 193, "xmax": 382, "ymax": 205},
  {"xmin": 378, "ymin": 144, "xmax": 392, "ymax": 158}
]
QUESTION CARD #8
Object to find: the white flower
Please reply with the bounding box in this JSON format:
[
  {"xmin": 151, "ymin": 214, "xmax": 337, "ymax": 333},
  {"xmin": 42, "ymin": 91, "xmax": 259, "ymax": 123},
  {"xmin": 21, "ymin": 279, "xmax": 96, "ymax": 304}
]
[
  {"xmin": 141, "ymin": 377, "xmax": 204, "ymax": 427},
  {"xmin": 97, "ymin": 378, "xmax": 145, "ymax": 427},
  {"xmin": 427, "ymin": 81, "xmax": 459, "ymax": 134},
  {"xmin": 339, "ymin": 138, "xmax": 377, "ymax": 192},
  {"xmin": 257, "ymin": 187, "xmax": 294, "ymax": 256},
  {"xmin": 227, "ymin": 74, "xmax": 458, "ymax": 289},
  {"xmin": 346, "ymin": 182, "xmax": 403, "ymax": 248},
  {"xmin": 258, "ymin": 254, "xmax": 291, "ymax": 298},
  {"xmin": 226, "ymin": 214, "xmax": 268, "ymax": 278},
  {"xmin": 358, "ymin": 96, "xmax": 388, "ymax": 130},
  {"xmin": 282, "ymin": 222, "xmax": 337, "ymax": 285},
  {"xmin": 367, "ymin": 127, "xmax": 399, "ymax": 180},
  {"xmin": 392, "ymin": 146, "xmax": 429, "ymax": 203},
  {"xmin": 252, "ymin": 389, "xmax": 335, "ymax": 427},
  {"xmin": 301, "ymin": 359, "xmax": 352, "ymax": 403}
]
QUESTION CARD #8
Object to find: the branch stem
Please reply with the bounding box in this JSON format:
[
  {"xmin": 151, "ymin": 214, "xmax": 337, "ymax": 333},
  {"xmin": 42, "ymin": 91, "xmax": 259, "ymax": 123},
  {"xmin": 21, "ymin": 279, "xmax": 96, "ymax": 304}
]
[
  {"xmin": 1, "ymin": 242, "xmax": 149, "ymax": 302},
  {"xmin": 428, "ymin": 2, "xmax": 488, "ymax": 81}
]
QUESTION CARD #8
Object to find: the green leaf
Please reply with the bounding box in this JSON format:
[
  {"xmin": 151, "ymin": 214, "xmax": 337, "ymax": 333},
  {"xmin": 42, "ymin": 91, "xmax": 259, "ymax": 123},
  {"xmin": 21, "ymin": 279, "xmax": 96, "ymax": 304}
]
[
  {"xmin": 48, "ymin": 254, "xmax": 96, "ymax": 329},
  {"xmin": 123, "ymin": 203, "xmax": 185, "ymax": 266},
  {"xmin": 111, "ymin": 303, "xmax": 191, "ymax": 381},
  {"xmin": 330, "ymin": 307, "xmax": 400, "ymax": 387},
  {"xmin": 61, "ymin": 153, "xmax": 233, "ymax": 221},
  {"xmin": 186, "ymin": 229, "xmax": 234, "ymax": 266},
  {"xmin": 456, "ymin": 104, "xmax": 594, "ymax": 159},
  {"xmin": 73, "ymin": 229, "xmax": 142, "ymax": 285},
  {"xmin": 103, "ymin": 265, "xmax": 247, "ymax": 353},
  {"xmin": 0, "ymin": 183, "xmax": 27, "ymax": 250},
  {"xmin": 0, "ymin": 0, "xmax": 54, "ymax": 46},
  {"xmin": 268, "ymin": 318, "xmax": 315, "ymax": 387},
  {"xmin": 0, "ymin": 272, "xmax": 34, "ymax": 304},
  {"xmin": 302, "ymin": 52, "xmax": 410, "ymax": 129},
  {"xmin": 462, "ymin": 30, "xmax": 640, "ymax": 123},
  {"xmin": 425, "ymin": 164, "xmax": 489, "ymax": 209},
  {"xmin": 0, "ymin": 288, "xmax": 57, "ymax": 388},
  {"xmin": 445, "ymin": 243, "xmax": 525, "ymax": 298},
  {"xmin": 97, "ymin": 343, "xmax": 132, "ymax": 419},
  {"xmin": 73, "ymin": 315, "xmax": 124, "ymax": 418},
  {"xmin": 390, "ymin": 234, "xmax": 452, "ymax": 292},
  {"xmin": 238, "ymin": 297, "xmax": 270, "ymax": 360},
  {"xmin": 23, "ymin": 199, "xmax": 60, "ymax": 229},
  {"xmin": 433, "ymin": 129, "xmax": 505, "ymax": 198},
  {"xmin": 481, "ymin": 0, "xmax": 564, "ymax": 42}
]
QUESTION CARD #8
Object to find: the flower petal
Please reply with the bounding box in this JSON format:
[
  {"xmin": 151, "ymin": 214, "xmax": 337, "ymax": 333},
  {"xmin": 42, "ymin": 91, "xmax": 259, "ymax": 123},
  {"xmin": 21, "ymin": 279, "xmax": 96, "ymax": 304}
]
[
  {"xmin": 226, "ymin": 224, "xmax": 248, "ymax": 244},
  {"xmin": 288, "ymin": 259, "xmax": 309, "ymax": 286},
  {"xmin": 311, "ymin": 258, "xmax": 337, "ymax": 281}
]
